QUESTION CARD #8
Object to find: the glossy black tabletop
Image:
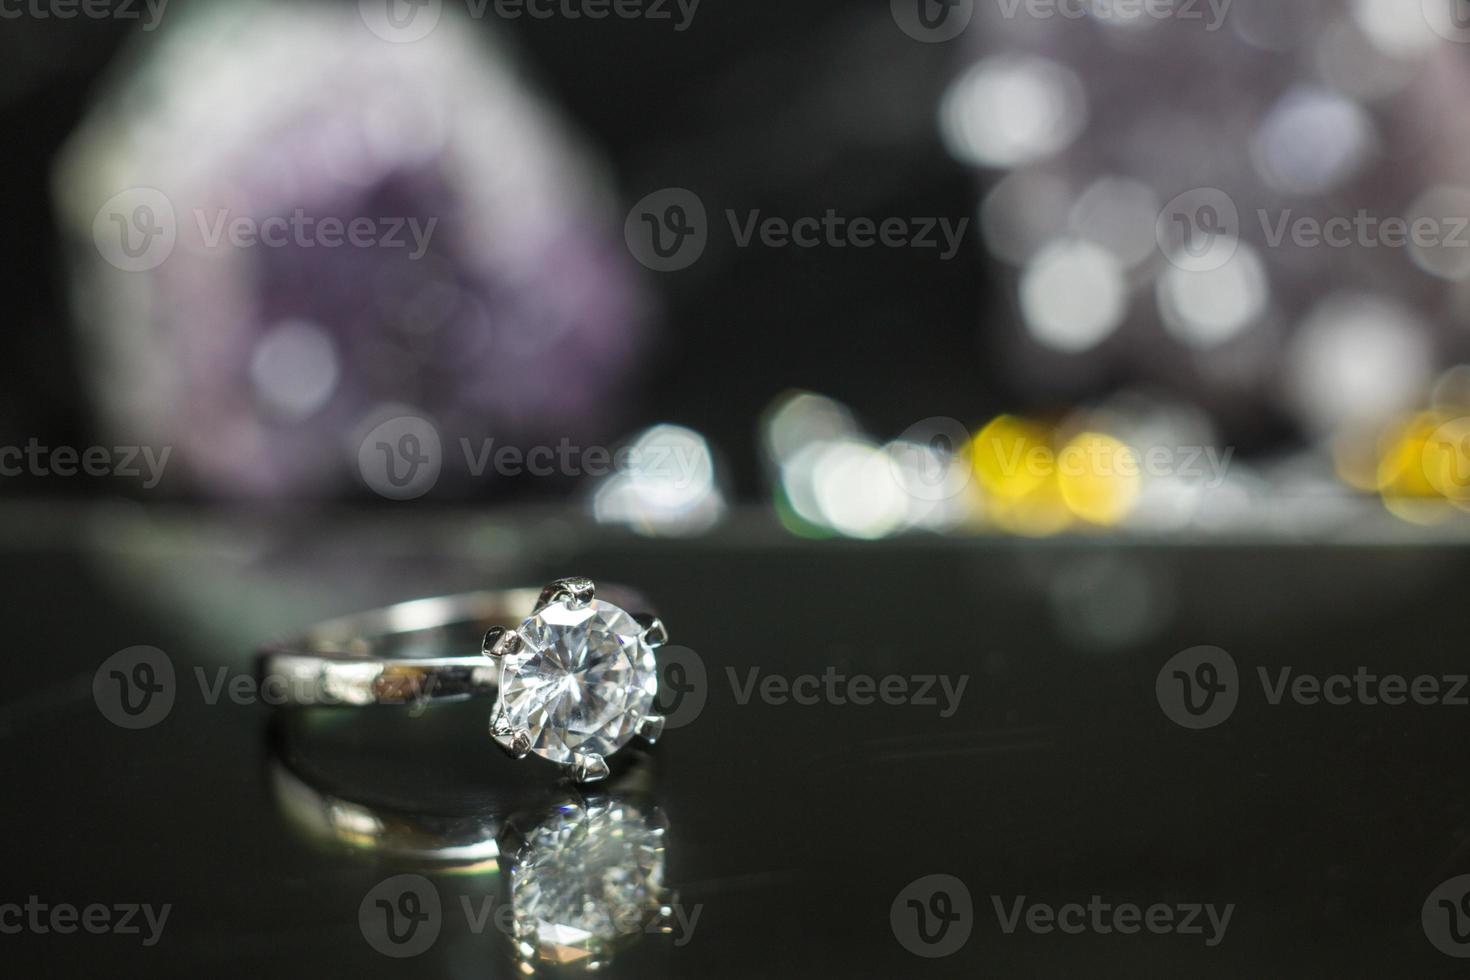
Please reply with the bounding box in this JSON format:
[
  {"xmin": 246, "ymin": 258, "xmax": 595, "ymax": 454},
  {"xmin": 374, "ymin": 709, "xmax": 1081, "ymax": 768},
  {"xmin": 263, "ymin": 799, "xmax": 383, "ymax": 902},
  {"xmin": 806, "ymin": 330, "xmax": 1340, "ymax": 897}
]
[{"xmin": 7, "ymin": 505, "xmax": 1470, "ymax": 977}]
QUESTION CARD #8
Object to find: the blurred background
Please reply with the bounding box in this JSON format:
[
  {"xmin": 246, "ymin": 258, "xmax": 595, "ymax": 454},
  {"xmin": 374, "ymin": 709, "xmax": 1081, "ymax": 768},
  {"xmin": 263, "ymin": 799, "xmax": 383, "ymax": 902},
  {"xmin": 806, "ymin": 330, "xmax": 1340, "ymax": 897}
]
[{"xmin": 4, "ymin": 0, "xmax": 1469, "ymax": 539}]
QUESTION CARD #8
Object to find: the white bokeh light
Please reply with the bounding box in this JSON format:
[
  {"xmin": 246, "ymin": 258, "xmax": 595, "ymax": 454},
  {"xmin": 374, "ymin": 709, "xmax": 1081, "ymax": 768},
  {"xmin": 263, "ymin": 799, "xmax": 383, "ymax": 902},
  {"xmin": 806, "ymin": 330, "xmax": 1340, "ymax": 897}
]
[
  {"xmin": 1253, "ymin": 86, "xmax": 1376, "ymax": 195},
  {"xmin": 981, "ymin": 170, "xmax": 1073, "ymax": 267},
  {"xmin": 1407, "ymin": 184, "xmax": 1470, "ymax": 281},
  {"xmin": 1158, "ymin": 243, "xmax": 1270, "ymax": 349},
  {"xmin": 592, "ymin": 425, "xmax": 726, "ymax": 537},
  {"xmin": 249, "ymin": 318, "xmax": 340, "ymax": 420},
  {"xmin": 810, "ymin": 440, "xmax": 909, "ymax": 540},
  {"xmin": 1071, "ymin": 176, "xmax": 1161, "ymax": 270},
  {"xmin": 1285, "ymin": 294, "xmax": 1433, "ymax": 433},
  {"xmin": 940, "ymin": 56, "xmax": 1087, "ymax": 170},
  {"xmin": 1020, "ymin": 240, "xmax": 1128, "ymax": 353},
  {"xmin": 1352, "ymin": 0, "xmax": 1439, "ymax": 57}
]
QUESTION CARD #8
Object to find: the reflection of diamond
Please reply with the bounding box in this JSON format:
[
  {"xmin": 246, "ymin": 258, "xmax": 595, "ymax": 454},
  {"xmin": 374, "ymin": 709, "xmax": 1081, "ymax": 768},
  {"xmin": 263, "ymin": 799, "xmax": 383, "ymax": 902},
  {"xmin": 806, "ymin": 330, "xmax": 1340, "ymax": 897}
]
[
  {"xmin": 498, "ymin": 599, "xmax": 658, "ymax": 765},
  {"xmin": 508, "ymin": 800, "xmax": 668, "ymax": 970}
]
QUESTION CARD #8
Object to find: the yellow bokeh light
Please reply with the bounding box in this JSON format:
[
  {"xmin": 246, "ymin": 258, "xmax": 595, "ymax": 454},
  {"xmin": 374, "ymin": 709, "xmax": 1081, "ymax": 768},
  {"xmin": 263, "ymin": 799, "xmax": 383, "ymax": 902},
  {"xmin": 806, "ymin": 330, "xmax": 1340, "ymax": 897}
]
[
  {"xmin": 1376, "ymin": 412, "xmax": 1453, "ymax": 525},
  {"xmin": 971, "ymin": 416, "xmax": 1072, "ymax": 535},
  {"xmin": 972, "ymin": 416, "xmax": 1054, "ymax": 499},
  {"xmin": 1056, "ymin": 432, "xmax": 1141, "ymax": 527}
]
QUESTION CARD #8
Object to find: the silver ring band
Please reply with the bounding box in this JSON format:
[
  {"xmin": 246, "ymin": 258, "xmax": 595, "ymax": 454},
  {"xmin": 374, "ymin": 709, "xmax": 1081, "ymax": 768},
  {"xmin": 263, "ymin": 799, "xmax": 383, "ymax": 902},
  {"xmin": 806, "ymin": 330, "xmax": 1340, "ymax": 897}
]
[{"xmin": 257, "ymin": 585, "xmax": 647, "ymax": 708}]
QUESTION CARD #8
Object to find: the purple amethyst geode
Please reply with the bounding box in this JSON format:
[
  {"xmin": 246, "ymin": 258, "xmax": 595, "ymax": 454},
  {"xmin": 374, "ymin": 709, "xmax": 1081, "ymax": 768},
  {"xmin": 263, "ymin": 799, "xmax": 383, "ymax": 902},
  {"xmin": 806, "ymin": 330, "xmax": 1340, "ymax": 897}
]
[{"xmin": 55, "ymin": 0, "xmax": 650, "ymax": 498}]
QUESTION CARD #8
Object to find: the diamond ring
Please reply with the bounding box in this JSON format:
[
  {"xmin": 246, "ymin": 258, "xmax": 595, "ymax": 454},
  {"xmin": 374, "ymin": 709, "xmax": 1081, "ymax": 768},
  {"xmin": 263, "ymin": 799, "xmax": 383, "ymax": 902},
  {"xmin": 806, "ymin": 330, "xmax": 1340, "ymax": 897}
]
[{"xmin": 256, "ymin": 578, "xmax": 669, "ymax": 783}]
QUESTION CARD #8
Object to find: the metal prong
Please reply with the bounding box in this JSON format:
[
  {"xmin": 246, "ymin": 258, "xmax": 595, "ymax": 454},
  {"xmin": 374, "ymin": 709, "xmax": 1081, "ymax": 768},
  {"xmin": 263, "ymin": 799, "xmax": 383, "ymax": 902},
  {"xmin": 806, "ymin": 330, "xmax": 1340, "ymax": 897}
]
[
  {"xmin": 637, "ymin": 713, "xmax": 666, "ymax": 745},
  {"xmin": 490, "ymin": 709, "xmax": 532, "ymax": 759},
  {"xmin": 634, "ymin": 613, "xmax": 668, "ymax": 648},
  {"xmin": 494, "ymin": 729, "xmax": 532, "ymax": 760},
  {"xmin": 535, "ymin": 577, "xmax": 595, "ymax": 612},
  {"xmin": 568, "ymin": 753, "xmax": 610, "ymax": 783},
  {"xmin": 482, "ymin": 626, "xmax": 521, "ymax": 659}
]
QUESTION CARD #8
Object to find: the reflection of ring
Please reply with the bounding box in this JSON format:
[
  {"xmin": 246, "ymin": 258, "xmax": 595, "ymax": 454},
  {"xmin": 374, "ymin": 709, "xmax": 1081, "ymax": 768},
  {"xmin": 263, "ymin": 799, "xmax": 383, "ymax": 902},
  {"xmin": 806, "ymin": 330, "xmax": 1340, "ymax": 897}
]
[
  {"xmin": 268, "ymin": 737, "xmax": 676, "ymax": 972},
  {"xmin": 257, "ymin": 578, "xmax": 670, "ymax": 782},
  {"xmin": 269, "ymin": 748, "xmax": 507, "ymax": 867}
]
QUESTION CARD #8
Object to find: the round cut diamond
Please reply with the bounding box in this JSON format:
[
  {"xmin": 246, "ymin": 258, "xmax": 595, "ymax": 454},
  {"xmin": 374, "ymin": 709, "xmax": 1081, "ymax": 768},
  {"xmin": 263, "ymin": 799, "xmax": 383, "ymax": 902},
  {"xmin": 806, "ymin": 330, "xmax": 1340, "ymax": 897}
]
[{"xmin": 497, "ymin": 599, "xmax": 657, "ymax": 765}]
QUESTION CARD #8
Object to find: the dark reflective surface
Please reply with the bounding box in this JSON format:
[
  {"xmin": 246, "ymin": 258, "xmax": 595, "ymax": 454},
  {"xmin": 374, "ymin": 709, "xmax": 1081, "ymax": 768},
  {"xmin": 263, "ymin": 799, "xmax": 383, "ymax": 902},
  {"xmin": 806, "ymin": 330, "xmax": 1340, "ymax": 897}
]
[{"xmin": 7, "ymin": 507, "xmax": 1470, "ymax": 977}]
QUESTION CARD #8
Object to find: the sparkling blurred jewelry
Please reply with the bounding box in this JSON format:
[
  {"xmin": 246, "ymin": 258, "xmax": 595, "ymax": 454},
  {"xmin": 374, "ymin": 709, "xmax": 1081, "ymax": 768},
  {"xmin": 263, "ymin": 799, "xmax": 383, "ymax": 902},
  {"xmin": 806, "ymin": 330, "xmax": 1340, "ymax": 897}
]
[{"xmin": 258, "ymin": 578, "xmax": 668, "ymax": 783}]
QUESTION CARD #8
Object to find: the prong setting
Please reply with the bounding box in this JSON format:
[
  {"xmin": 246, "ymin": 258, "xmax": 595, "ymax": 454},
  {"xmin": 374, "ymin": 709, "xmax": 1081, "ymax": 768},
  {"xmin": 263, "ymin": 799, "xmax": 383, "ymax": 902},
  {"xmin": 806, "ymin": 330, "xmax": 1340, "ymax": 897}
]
[
  {"xmin": 482, "ymin": 626, "xmax": 522, "ymax": 659},
  {"xmin": 491, "ymin": 709, "xmax": 533, "ymax": 759},
  {"xmin": 535, "ymin": 577, "xmax": 595, "ymax": 612},
  {"xmin": 507, "ymin": 731, "xmax": 532, "ymax": 759},
  {"xmin": 637, "ymin": 714, "xmax": 665, "ymax": 744},
  {"xmin": 633, "ymin": 613, "xmax": 668, "ymax": 648},
  {"xmin": 568, "ymin": 753, "xmax": 610, "ymax": 783}
]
